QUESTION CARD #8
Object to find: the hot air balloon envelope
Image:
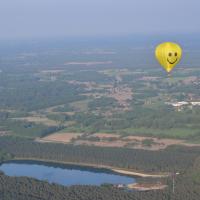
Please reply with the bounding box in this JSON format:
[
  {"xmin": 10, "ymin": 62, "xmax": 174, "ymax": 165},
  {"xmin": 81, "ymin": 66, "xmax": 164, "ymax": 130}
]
[{"xmin": 155, "ymin": 42, "xmax": 182, "ymax": 73}]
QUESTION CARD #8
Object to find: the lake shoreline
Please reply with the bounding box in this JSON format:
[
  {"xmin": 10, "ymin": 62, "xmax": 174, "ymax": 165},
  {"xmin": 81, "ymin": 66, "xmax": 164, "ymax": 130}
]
[{"xmin": 10, "ymin": 157, "xmax": 169, "ymax": 178}]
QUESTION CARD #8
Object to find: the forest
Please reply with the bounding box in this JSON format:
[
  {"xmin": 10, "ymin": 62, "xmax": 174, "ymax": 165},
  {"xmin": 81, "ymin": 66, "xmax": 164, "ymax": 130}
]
[
  {"xmin": 0, "ymin": 136, "xmax": 199, "ymax": 173},
  {"xmin": 0, "ymin": 157, "xmax": 200, "ymax": 200}
]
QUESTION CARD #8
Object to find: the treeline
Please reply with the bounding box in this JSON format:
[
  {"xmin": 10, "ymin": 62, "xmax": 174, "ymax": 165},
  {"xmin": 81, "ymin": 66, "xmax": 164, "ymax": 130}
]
[{"xmin": 0, "ymin": 136, "xmax": 199, "ymax": 173}]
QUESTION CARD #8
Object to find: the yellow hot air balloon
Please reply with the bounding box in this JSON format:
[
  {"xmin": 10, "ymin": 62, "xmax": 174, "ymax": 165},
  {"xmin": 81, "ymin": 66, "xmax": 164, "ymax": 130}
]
[{"xmin": 155, "ymin": 42, "xmax": 182, "ymax": 73}]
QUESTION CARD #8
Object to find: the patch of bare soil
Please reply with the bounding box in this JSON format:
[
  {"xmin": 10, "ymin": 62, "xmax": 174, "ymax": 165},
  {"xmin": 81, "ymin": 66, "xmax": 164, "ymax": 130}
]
[
  {"xmin": 123, "ymin": 136, "xmax": 185, "ymax": 150},
  {"xmin": 74, "ymin": 140, "xmax": 127, "ymax": 148},
  {"xmin": 36, "ymin": 132, "xmax": 83, "ymax": 143},
  {"xmin": 92, "ymin": 133, "xmax": 120, "ymax": 138},
  {"xmin": 36, "ymin": 132, "xmax": 200, "ymax": 151},
  {"xmin": 74, "ymin": 134, "xmax": 200, "ymax": 150},
  {"xmin": 127, "ymin": 182, "xmax": 167, "ymax": 191}
]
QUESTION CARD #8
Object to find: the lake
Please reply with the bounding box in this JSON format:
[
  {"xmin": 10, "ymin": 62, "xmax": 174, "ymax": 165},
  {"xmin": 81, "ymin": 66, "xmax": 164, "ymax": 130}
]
[{"xmin": 0, "ymin": 160, "xmax": 136, "ymax": 186}]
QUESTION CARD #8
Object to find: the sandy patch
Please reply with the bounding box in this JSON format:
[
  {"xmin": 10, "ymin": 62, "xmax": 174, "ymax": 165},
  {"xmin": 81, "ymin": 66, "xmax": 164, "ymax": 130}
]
[
  {"xmin": 123, "ymin": 136, "xmax": 185, "ymax": 150},
  {"xmin": 74, "ymin": 134, "xmax": 200, "ymax": 150},
  {"xmin": 127, "ymin": 183, "xmax": 167, "ymax": 191},
  {"xmin": 92, "ymin": 133, "xmax": 120, "ymax": 138},
  {"xmin": 124, "ymin": 136, "xmax": 184, "ymax": 144},
  {"xmin": 36, "ymin": 132, "xmax": 200, "ymax": 151},
  {"xmin": 37, "ymin": 132, "xmax": 83, "ymax": 143},
  {"xmin": 74, "ymin": 140, "xmax": 127, "ymax": 148}
]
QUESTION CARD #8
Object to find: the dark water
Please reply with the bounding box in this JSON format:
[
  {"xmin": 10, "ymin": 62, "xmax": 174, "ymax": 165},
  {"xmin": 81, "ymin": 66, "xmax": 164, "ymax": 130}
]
[{"xmin": 0, "ymin": 161, "xmax": 135, "ymax": 186}]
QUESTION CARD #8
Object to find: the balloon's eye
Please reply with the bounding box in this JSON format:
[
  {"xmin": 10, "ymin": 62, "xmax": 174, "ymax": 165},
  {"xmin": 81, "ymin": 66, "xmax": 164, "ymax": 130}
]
[
  {"xmin": 168, "ymin": 52, "xmax": 172, "ymax": 56},
  {"xmin": 175, "ymin": 52, "xmax": 177, "ymax": 56}
]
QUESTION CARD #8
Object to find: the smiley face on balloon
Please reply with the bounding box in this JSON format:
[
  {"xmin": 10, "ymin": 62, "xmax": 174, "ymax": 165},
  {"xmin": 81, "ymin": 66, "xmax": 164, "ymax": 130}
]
[{"xmin": 155, "ymin": 42, "xmax": 182, "ymax": 73}]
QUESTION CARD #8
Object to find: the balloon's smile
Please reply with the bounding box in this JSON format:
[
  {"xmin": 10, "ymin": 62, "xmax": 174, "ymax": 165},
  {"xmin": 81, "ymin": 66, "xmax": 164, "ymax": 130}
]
[{"xmin": 167, "ymin": 58, "xmax": 177, "ymax": 65}]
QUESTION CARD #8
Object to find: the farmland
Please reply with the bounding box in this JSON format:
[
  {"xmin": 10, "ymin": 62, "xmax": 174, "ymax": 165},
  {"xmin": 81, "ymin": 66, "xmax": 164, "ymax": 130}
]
[{"xmin": 0, "ymin": 41, "xmax": 200, "ymax": 144}]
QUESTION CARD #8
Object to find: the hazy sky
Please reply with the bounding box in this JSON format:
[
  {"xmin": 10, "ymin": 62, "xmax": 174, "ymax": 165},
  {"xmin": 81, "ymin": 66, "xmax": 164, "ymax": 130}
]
[{"xmin": 0, "ymin": 0, "xmax": 200, "ymax": 39}]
